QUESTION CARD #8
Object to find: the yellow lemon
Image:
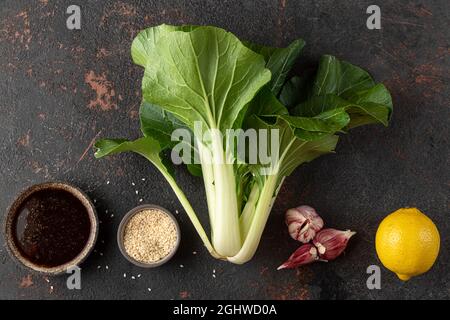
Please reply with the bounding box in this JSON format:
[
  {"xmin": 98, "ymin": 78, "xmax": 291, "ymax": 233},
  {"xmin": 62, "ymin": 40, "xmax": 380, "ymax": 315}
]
[{"xmin": 375, "ymin": 208, "xmax": 440, "ymax": 281}]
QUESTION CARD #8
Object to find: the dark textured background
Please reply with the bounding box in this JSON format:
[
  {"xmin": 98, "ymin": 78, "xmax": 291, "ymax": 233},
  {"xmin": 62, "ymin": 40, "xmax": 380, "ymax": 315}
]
[{"xmin": 0, "ymin": 0, "xmax": 448, "ymax": 300}]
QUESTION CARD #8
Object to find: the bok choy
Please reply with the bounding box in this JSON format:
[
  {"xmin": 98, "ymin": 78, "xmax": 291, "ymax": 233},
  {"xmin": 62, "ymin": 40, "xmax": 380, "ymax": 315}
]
[{"xmin": 94, "ymin": 25, "xmax": 393, "ymax": 264}]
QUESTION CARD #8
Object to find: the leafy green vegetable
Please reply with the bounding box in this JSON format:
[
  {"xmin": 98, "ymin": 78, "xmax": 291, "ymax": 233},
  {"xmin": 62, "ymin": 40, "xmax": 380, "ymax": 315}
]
[
  {"xmin": 244, "ymin": 39, "xmax": 305, "ymax": 95},
  {"xmin": 287, "ymin": 55, "xmax": 393, "ymax": 127},
  {"xmin": 95, "ymin": 25, "xmax": 393, "ymax": 264},
  {"xmin": 279, "ymin": 72, "xmax": 313, "ymax": 109}
]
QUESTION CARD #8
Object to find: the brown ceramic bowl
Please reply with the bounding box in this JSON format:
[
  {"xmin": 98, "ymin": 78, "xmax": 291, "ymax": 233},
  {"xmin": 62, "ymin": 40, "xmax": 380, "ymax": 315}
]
[
  {"xmin": 117, "ymin": 204, "xmax": 180, "ymax": 268},
  {"xmin": 4, "ymin": 182, "xmax": 98, "ymax": 275}
]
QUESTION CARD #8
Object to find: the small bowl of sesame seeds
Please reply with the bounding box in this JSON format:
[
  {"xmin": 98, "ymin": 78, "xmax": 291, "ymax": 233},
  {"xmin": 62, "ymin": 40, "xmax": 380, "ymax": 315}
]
[{"xmin": 117, "ymin": 204, "xmax": 180, "ymax": 268}]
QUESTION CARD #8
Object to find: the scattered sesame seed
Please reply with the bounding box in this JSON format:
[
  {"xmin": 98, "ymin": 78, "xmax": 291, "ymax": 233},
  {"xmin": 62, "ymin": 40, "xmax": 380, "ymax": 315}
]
[
  {"xmin": 142, "ymin": 178, "xmax": 146, "ymax": 181},
  {"xmin": 99, "ymin": 253, "xmax": 103, "ymax": 256},
  {"xmin": 132, "ymin": 182, "xmax": 135, "ymax": 186},
  {"xmin": 192, "ymin": 251, "xmax": 197, "ymax": 255},
  {"xmin": 180, "ymin": 264, "xmax": 184, "ymax": 268},
  {"xmin": 137, "ymin": 274, "xmax": 141, "ymax": 278},
  {"xmin": 213, "ymin": 269, "xmax": 216, "ymax": 273},
  {"xmin": 212, "ymin": 274, "xmax": 216, "ymax": 278},
  {"xmin": 105, "ymin": 266, "xmax": 109, "ymax": 270},
  {"xmin": 93, "ymin": 199, "xmax": 97, "ymax": 203},
  {"xmin": 131, "ymin": 276, "xmax": 136, "ymax": 280},
  {"xmin": 110, "ymin": 214, "xmax": 114, "ymax": 218},
  {"xmin": 123, "ymin": 273, "xmax": 127, "ymax": 278},
  {"xmin": 175, "ymin": 210, "xmax": 179, "ymax": 214},
  {"xmin": 97, "ymin": 266, "xmax": 101, "ymax": 269},
  {"xmin": 135, "ymin": 190, "xmax": 139, "ymax": 195},
  {"xmin": 106, "ymin": 181, "xmax": 110, "ymax": 185},
  {"xmin": 105, "ymin": 210, "xmax": 108, "ymax": 214},
  {"xmin": 44, "ymin": 278, "xmax": 50, "ymax": 283},
  {"xmin": 139, "ymin": 199, "xmax": 143, "ymax": 202},
  {"xmin": 147, "ymin": 288, "xmax": 152, "ymax": 292}
]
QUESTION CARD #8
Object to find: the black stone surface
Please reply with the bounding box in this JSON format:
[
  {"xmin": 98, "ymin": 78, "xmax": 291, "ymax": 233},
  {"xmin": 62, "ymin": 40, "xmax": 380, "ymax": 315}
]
[{"xmin": 0, "ymin": 0, "xmax": 448, "ymax": 300}]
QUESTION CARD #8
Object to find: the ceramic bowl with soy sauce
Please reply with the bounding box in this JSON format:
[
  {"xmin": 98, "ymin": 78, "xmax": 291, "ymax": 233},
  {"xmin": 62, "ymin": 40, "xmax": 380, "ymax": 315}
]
[{"xmin": 4, "ymin": 182, "xmax": 99, "ymax": 275}]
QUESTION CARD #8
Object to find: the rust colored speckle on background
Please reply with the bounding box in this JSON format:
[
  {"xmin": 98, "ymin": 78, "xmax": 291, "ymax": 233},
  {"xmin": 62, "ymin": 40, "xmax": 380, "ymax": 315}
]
[
  {"xmin": 96, "ymin": 48, "xmax": 111, "ymax": 59},
  {"xmin": 20, "ymin": 275, "xmax": 33, "ymax": 288},
  {"xmin": 85, "ymin": 71, "xmax": 117, "ymax": 111},
  {"xmin": 255, "ymin": 263, "xmax": 314, "ymax": 300},
  {"xmin": 260, "ymin": 266, "xmax": 269, "ymax": 275},
  {"xmin": 17, "ymin": 130, "xmax": 31, "ymax": 147},
  {"xmin": 129, "ymin": 110, "xmax": 139, "ymax": 119},
  {"xmin": 14, "ymin": 11, "xmax": 32, "ymax": 49},
  {"xmin": 407, "ymin": 3, "xmax": 433, "ymax": 17},
  {"xmin": 77, "ymin": 131, "xmax": 103, "ymax": 165},
  {"xmin": 267, "ymin": 283, "xmax": 310, "ymax": 300},
  {"xmin": 414, "ymin": 63, "xmax": 445, "ymax": 97},
  {"xmin": 0, "ymin": 10, "xmax": 31, "ymax": 50},
  {"xmin": 100, "ymin": 1, "xmax": 137, "ymax": 26},
  {"xmin": 115, "ymin": 167, "xmax": 125, "ymax": 177}
]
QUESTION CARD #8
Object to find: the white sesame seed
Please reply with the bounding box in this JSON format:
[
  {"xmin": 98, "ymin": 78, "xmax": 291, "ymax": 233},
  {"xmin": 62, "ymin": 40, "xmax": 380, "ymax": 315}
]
[
  {"xmin": 110, "ymin": 214, "xmax": 114, "ymax": 218},
  {"xmin": 132, "ymin": 182, "xmax": 135, "ymax": 186},
  {"xmin": 50, "ymin": 285, "xmax": 54, "ymax": 290},
  {"xmin": 135, "ymin": 190, "xmax": 139, "ymax": 195},
  {"xmin": 192, "ymin": 251, "xmax": 197, "ymax": 255},
  {"xmin": 93, "ymin": 199, "xmax": 97, "ymax": 203},
  {"xmin": 105, "ymin": 209, "xmax": 108, "ymax": 213},
  {"xmin": 137, "ymin": 274, "xmax": 141, "ymax": 278},
  {"xmin": 97, "ymin": 266, "xmax": 101, "ymax": 269},
  {"xmin": 131, "ymin": 276, "xmax": 136, "ymax": 280},
  {"xmin": 124, "ymin": 209, "xmax": 176, "ymax": 263},
  {"xmin": 99, "ymin": 253, "xmax": 103, "ymax": 256},
  {"xmin": 142, "ymin": 178, "xmax": 146, "ymax": 181},
  {"xmin": 106, "ymin": 181, "xmax": 110, "ymax": 185},
  {"xmin": 105, "ymin": 266, "xmax": 109, "ymax": 270},
  {"xmin": 123, "ymin": 273, "xmax": 127, "ymax": 278},
  {"xmin": 180, "ymin": 264, "xmax": 184, "ymax": 268},
  {"xmin": 45, "ymin": 278, "xmax": 50, "ymax": 283},
  {"xmin": 212, "ymin": 274, "xmax": 216, "ymax": 278},
  {"xmin": 213, "ymin": 269, "xmax": 216, "ymax": 273},
  {"xmin": 175, "ymin": 210, "xmax": 179, "ymax": 214},
  {"xmin": 147, "ymin": 288, "xmax": 152, "ymax": 292},
  {"xmin": 139, "ymin": 199, "xmax": 143, "ymax": 202}
]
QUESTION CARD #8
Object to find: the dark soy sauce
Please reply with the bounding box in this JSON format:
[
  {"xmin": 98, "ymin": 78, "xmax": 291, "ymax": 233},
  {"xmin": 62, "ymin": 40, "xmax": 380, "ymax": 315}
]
[{"xmin": 13, "ymin": 188, "xmax": 91, "ymax": 267}]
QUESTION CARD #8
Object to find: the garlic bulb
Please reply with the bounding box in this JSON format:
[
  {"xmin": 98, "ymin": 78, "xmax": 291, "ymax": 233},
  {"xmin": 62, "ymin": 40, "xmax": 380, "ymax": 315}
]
[
  {"xmin": 313, "ymin": 228, "xmax": 356, "ymax": 261},
  {"xmin": 277, "ymin": 244, "xmax": 319, "ymax": 270},
  {"xmin": 285, "ymin": 205, "xmax": 324, "ymax": 243}
]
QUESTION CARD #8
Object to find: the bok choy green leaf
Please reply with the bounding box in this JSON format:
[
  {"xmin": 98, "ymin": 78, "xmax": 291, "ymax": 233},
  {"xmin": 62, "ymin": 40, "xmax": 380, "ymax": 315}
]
[{"xmin": 94, "ymin": 24, "xmax": 393, "ymax": 264}]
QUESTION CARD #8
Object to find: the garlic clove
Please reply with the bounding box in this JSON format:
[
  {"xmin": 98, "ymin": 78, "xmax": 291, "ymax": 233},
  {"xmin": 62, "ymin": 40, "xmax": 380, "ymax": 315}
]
[
  {"xmin": 285, "ymin": 205, "xmax": 324, "ymax": 243},
  {"xmin": 277, "ymin": 244, "xmax": 319, "ymax": 270},
  {"xmin": 312, "ymin": 228, "xmax": 356, "ymax": 261}
]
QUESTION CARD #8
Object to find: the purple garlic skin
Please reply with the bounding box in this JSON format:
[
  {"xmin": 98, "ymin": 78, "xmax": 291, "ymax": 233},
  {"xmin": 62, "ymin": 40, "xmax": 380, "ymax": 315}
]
[
  {"xmin": 312, "ymin": 228, "xmax": 356, "ymax": 261},
  {"xmin": 277, "ymin": 244, "xmax": 319, "ymax": 270},
  {"xmin": 286, "ymin": 205, "xmax": 324, "ymax": 243}
]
